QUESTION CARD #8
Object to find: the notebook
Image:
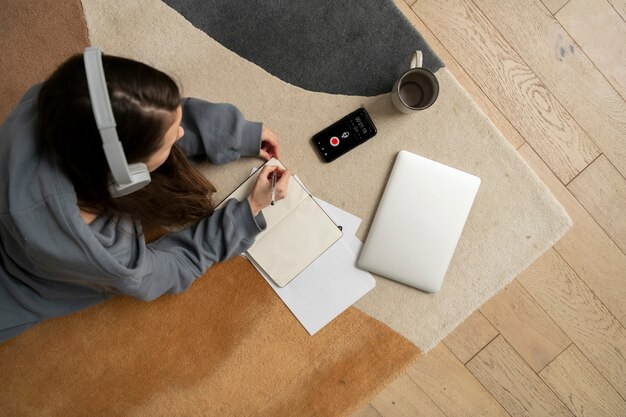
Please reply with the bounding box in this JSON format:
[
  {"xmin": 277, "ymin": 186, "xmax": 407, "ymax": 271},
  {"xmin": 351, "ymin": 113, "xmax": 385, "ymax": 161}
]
[
  {"xmin": 357, "ymin": 150, "xmax": 480, "ymax": 293},
  {"xmin": 216, "ymin": 158, "xmax": 343, "ymax": 287}
]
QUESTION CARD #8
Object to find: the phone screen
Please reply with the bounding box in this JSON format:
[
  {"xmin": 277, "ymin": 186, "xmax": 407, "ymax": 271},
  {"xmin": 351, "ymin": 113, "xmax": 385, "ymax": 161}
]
[{"xmin": 312, "ymin": 108, "xmax": 377, "ymax": 163}]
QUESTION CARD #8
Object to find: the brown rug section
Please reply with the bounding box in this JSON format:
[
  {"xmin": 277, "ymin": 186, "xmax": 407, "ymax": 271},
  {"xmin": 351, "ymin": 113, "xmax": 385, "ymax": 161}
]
[
  {"xmin": 0, "ymin": 257, "xmax": 419, "ymax": 417},
  {"xmin": 0, "ymin": 0, "xmax": 89, "ymax": 122}
]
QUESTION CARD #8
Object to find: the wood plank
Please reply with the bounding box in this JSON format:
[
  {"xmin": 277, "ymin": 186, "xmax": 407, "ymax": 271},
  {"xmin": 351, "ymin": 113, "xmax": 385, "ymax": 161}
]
[
  {"xmin": 412, "ymin": 0, "xmax": 600, "ymax": 183},
  {"xmin": 540, "ymin": 345, "xmax": 626, "ymax": 417},
  {"xmin": 444, "ymin": 310, "xmax": 499, "ymax": 364},
  {"xmin": 541, "ymin": 0, "xmax": 570, "ymax": 14},
  {"xmin": 405, "ymin": 344, "xmax": 510, "ymax": 417},
  {"xmin": 518, "ymin": 144, "xmax": 626, "ymax": 325},
  {"xmin": 480, "ymin": 280, "xmax": 571, "ymax": 372},
  {"xmin": 394, "ymin": 0, "xmax": 526, "ymax": 149},
  {"xmin": 467, "ymin": 336, "xmax": 573, "ymax": 417},
  {"xmin": 402, "ymin": 0, "xmax": 417, "ymax": 6},
  {"xmin": 607, "ymin": 0, "xmax": 626, "ymax": 22},
  {"xmin": 350, "ymin": 404, "xmax": 383, "ymax": 417},
  {"xmin": 557, "ymin": 0, "xmax": 626, "ymax": 99},
  {"xmin": 472, "ymin": 0, "xmax": 626, "ymax": 179},
  {"xmin": 517, "ymin": 249, "xmax": 626, "ymax": 398},
  {"xmin": 370, "ymin": 372, "xmax": 446, "ymax": 417},
  {"xmin": 568, "ymin": 155, "xmax": 626, "ymax": 253}
]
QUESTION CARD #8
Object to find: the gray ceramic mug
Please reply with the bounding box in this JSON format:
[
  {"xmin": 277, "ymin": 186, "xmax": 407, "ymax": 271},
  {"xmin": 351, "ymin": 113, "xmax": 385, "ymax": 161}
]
[{"xmin": 392, "ymin": 51, "xmax": 439, "ymax": 113}]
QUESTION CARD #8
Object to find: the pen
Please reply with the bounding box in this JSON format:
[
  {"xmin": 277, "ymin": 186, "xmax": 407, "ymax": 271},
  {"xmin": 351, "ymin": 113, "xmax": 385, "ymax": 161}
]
[{"xmin": 270, "ymin": 170, "xmax": 277, "ymax": 206}]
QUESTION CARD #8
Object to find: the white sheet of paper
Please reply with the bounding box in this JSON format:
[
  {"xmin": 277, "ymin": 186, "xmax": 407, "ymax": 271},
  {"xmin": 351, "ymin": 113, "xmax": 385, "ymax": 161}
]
[
  {"xmin": 254, "ymin": 235, "xmax": 374, "ymax": 335},
  {"xmin": 246, "ymin": 170, "xmax": 375, "ymax": 335}
]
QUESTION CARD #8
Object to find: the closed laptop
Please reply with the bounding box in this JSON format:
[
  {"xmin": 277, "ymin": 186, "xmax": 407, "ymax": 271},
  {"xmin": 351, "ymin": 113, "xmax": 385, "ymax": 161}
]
[{"xmin": 357, "ymin": 150, "xmax": 480, "ymax": 293}]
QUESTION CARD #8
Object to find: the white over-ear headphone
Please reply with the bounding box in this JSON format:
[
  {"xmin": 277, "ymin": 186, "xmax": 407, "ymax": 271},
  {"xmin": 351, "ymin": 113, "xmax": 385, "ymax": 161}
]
[{"xmin": 83, "ymin": 47, "xmax": 151, "ymax": 197}]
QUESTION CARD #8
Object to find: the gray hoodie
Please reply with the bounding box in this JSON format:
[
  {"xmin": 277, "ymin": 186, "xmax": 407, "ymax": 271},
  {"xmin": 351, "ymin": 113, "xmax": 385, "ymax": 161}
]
[{"xmin": 0, "ymin": 84, "xmax": 266, "ymax": 343}]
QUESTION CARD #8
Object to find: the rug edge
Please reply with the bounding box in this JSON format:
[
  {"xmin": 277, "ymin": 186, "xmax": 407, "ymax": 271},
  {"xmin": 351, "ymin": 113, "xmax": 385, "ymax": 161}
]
[{"xmin": 355, "ymin": 68, "xmax": 574, "ymax": 353}]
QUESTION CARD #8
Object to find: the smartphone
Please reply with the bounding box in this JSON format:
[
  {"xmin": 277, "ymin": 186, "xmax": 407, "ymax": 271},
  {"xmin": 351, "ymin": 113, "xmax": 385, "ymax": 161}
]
[{"xmin": 312, "ymin": 108, "xmax": 377, "ymax": 163}]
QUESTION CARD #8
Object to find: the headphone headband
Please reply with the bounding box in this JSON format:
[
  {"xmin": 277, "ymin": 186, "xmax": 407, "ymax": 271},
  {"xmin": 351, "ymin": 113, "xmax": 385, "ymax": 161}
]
[{"xmin": 83, "ymin": 47, "xmax": 151, "ymax": 197}]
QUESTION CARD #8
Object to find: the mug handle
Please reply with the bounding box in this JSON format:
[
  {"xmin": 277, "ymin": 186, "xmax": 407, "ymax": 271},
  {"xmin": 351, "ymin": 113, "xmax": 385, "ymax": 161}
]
[{"xmin": 410, "ymin": 50, "xmax": 423, "ymax": 69}]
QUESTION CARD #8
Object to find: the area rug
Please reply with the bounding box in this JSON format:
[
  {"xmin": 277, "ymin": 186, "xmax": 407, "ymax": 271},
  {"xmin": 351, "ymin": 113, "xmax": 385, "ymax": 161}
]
[
  {"xmin": 78, "ymin": 0, "xmax": 571, "ymax": 352},
  {"xmin": 161, "ymin": 0, "xmax": 445, "ymax": 96},
  {"xmin": 0, "ymin": 1, "xmax": 421, "ymax": 416},
  {"xmin": 0, "ymin": 0, "xmax": 89, "ymax": 121}
]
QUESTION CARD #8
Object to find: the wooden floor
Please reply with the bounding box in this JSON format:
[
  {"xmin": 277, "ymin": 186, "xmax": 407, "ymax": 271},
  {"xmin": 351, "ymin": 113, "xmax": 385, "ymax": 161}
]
[{"xmin": 352, "ymin": 0, "xmax": 626, "ymax": 416}]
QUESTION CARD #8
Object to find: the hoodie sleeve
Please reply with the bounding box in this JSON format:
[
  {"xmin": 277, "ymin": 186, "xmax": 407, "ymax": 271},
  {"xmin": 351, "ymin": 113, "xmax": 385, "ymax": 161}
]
[
  {"xmin": 177, "ymin": 97, "xmax": 262, "ymax": 163},
  {"xmin": 109, "ymin": 197, "xmax": 266, "ymax": 301}
]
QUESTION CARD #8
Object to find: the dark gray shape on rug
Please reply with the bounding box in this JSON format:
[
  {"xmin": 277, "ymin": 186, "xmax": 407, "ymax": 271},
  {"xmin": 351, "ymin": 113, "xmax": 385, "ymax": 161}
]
[{"xmin": 163, "ymin": 0, "xmax": 444, "ymax": 96}]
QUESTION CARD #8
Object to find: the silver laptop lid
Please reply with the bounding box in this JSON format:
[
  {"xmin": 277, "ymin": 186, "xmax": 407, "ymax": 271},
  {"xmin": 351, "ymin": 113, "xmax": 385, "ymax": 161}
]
[{"xmin": 357, "ymin": 150, "xmax": 480, "ymax": 293}]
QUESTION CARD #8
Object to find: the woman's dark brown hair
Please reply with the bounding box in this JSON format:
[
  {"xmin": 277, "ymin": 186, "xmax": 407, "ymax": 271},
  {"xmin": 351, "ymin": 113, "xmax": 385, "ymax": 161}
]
[{"xmin": 38, "ymin": 53, "xmax": 215, "ymax": 229}]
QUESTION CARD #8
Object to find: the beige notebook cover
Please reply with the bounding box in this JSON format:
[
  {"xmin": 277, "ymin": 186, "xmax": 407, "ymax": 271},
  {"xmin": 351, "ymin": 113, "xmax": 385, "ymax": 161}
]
[{"xmin": 216, "ymin": 159, "xmax": 343, "ymax": 287}]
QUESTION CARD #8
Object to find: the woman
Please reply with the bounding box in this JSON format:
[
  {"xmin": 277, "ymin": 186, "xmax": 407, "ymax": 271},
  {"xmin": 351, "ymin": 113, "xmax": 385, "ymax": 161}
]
[{"xmin": 0, "ymin": 52, "xmax": 289, "ymax": 343}]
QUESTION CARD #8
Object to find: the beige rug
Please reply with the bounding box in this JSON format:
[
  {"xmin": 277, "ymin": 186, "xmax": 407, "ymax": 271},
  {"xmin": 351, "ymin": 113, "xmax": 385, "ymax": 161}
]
[{"xmin": 80, "ymin": 0, "xmax": 571, "ymax": 352}]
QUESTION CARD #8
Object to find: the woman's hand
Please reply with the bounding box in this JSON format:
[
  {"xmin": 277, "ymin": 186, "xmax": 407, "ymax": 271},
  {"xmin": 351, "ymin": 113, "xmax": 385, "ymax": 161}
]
[
  {"xmin": 260, "ymin": 126, "xmax": 280, "ymax": 161},
  {"xmin": 247, "ymin": 165, "xmax": 289, "ymax": 216}
]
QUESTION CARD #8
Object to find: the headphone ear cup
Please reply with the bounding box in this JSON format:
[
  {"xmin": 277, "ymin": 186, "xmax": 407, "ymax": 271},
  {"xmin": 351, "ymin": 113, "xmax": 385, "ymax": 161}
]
[{"xmin": 108, "ymin": 163, "xmax": 151, "ymax": 197}]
